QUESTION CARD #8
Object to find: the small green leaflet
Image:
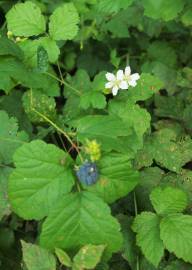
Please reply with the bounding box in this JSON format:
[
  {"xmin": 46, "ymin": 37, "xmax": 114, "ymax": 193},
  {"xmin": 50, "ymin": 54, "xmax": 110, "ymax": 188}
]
[
  {"xmin": 55, "ymin": 248, "xmax": 72, "ymax": 267},
  {"xmin": 73, "ymin": 244, "xmax": 105, "ymax": 269},
  {"xmin": 0, "ymin": 110, "xmax": 28, "ymax": 164},
  {"xmin": 21, "ymin": 240, "xmax": 56, "ymax": 270},
  {"xmin": 49, "ymin": 3, "xmax": 79, "ymax": 41},
  {"xmin": 160, "ymin": 214, "xmax": 192, "ymax": 264},
  {"xmin": 141, "ymin": 0, "xmax": 185, "ymax": 21},
  {"xmin": 150, "ymin": 186, "xmax": 188, "ymax": 215},
  {"xmin": 132, "ymin": 212, "xmax": 164, "ymax": 267},
  {"xmin": 6, "ymin": 2, "xmax": 46, "ymax": 37}
]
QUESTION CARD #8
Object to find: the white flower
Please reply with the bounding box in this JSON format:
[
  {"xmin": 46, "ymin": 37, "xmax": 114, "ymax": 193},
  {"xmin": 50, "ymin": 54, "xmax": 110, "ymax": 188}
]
[
  {"xmin": 105, "ymin": 70, "xmax": 128, "ymax": 96},
  {"xmin": 124, "ymin": 66, "xmax": 140, "ymax": 87}
]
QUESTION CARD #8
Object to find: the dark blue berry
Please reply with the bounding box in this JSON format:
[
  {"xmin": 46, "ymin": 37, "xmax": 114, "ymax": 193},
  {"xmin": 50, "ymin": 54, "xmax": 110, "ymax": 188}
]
[{"xmin": 76, "ymin": 162, "xmax": 99, "ymax": 186}]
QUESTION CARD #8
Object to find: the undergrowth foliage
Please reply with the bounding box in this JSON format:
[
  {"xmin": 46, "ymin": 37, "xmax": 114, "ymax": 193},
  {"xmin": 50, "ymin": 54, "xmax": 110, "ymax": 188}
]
[{"xmin": 0, "ymin": 0, "xmax": 192, "ymax": 269}]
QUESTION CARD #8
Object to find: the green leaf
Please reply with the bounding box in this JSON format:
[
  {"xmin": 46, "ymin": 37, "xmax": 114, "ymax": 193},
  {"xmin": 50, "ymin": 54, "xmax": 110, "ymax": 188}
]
[
  {"xmin": 135, "ymin": 167, "xmax": 164, "ymax": 211},
  {"xmin": 137, "ymin": 128, "xmax": 192, "ymax": 173},
  {"xmin": 64, "ymin": 70, "xmax": 106, "ymax": 118},
  {"xmin": 87, "ymin": 153, "xmax": 139, "ymax": 203},
  {"xmin": 37, "ymin": 46, "xmax": 49, "ymax": 73},
  {"xmin": 165, "ymin": 260, "xmax": 192, "ymax": 270},
  {"xmin": 55, "ymin": 248, "xmax": 72, "ymax": 267},
  {"xmin": 6, "ymin": 2, "xmax": 46, "ymax": 37},
  {"xmin": 109, "ymin": 101, "xmax": 151, "ymax": 152},
  {"xmin": 49, "ymin": 3, "xmax": 79, "ymax": 41},
  {"xmin": 150, "ymin": 186, "xmax": 188, "ymax": 215},
  {"xmin": 19, "ymin": 37, "xmax": 60, "ymax": 68},
  {"xmin": 22, "ymin": 89, "xmax": 56, "ymax": 124},
  {"xmin": 181, "ymin": 8, "xmax": 192, "ymax": 26},
  {"xmin": 0, "ymin": 167, "xmax": 12, "ymax": 220},
  {"xmin": 21, "ymin": 240, "xmax": 56, "ymax": 270},
  {"xmin": 161, "ymin": 169, "xmax": 192, "ymax": 211},
  {"xmin": 117, "ymin": 215, "xmax": 137, "ymax": 269},
  {"xmin": 40, "ymin": 191, "xmax": 123, "ymax": 258},
  {"xmin": 127, "ymin": 73, "xmax": 163, "ymax": 103},
  {"xmin": 132, "ymin": 212, "xmax": 164, "ymax": 267},
  {"xmin": 73, "ymin": 115, "xmax": 133, "ymax": 152},
  {"xmin": 160, "ymin": 214, "xmax": 192, "ymax": 263},
  {"xmin": 0, "ymin": 91, "xmax": 33, "ymax": 134},
  {"xmin": 73, "ymin": 244, "xmax": 105, "ymax": 270},
  {"xmin": 147, "ymin": 41, "xmax": 177, "ymax": 68},
  {"xmin": 96, "ymin": 0, "xmax": 134, "ymax": 14},
  {"xmin": 141, "ymin": 0, "xmax": 185, "ymax": 21},
  {"xmin": 0, "ymin": 57, "xmax": 59, "ymax": 95},
  {"xmin": 154, "ymin": 95, "xmax": 184, "ymax": 121},
  {"xmin": 0, "ymin": 110, "xmax": 28, "ymax": 164},
  {"xmin": 8, "ymin": 140, "xmax": 75, "ymax": 220},
  {"xmin": 0, "ymin": 37, "xmax": 23, "ymax": 59}
]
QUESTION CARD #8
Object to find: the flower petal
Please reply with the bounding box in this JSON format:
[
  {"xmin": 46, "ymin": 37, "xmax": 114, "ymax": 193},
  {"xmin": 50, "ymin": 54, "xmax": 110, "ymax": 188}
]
[
  {"xmin": 131, "ymin": 73, "xmax": 140, "ymax": 81},
  {"xmin": 105, "ymin": 82, "xmax": 114, "ymax": 89},
  {"xmin": 119, "ymin": 80, "xmax": 128, "ymax": 90},
  {"xmin": 125, "ymin": 66, "xmax": 131, "ymax": 76},
  {"xmin": 129, "ymin": 79, "xmax": 137, "ymax": 87},
  {"xmin": 116, "ymin": 70, "xmax": 124, "ymax": 80},
  {"xmin": 112, "ymin": 85, "xmax": 119, "ymax": 96},
  {"xmin": 106, "ymin": 72, "xmax": 115, "ymax": 81}
]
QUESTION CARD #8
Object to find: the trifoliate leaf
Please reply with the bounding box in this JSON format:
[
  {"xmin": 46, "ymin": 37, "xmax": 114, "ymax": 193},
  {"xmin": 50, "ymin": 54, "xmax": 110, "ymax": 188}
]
[
  {"xmin": 73, "ymin": 244, "xmax": 105, "ymax": 270},
  {"xmin": 63, "ymin": 70, "xmax": 106, "ymax": 119},
  {"xmin": 87, "ymin": 153, "xmax": 139, "ymax": 203},
  {"xmin": 8, "ymin": 140, "xmax": 75, "ymax": 220},
  {"xmin": 40, "ymin": 191, "xmax": 123, "ymax": 259},
  {"xmin": 0, "ymin": 110, "xmax": 28, "ymax": 164},
  {"xmin": 49, "ymin": 3, "xmax": 79, "ymax": 41},
  {"xmin": 141, "ymin": 0, "xmax": 185, "ymax": 21},
  {"xmin": 150, "ymin": 186, "xmax": 188, "ymax": 215},
  {"xmin": 132, "ymin": 212, "xmax": 164, "ymax": 267},
  {"xmin": 127, "ymin": 73, "xmax": 163, "ymax": 103},
  {"xmin": 6, "ymin": 2, "xmax": 46, "ymax": 37},
  {"xmin": 0, "ymin": 167, "xmax": 12, "ymax": 220},
  {"xmin": 21, "ymin": 240, "xmax": 56, "ymax": 270},
  {"xmin": 55, "ymin": 248, "xmax": 72, "ymax": 267},
  {"xmin": 160, "ymin": 214, "xmax": 192, "ymax": 263}
]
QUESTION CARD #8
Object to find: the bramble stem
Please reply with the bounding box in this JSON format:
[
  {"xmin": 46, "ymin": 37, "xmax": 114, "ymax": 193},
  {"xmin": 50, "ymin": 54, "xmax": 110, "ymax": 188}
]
[{"xmin": 29, "ymin": 89, "xmax": 83, "ymax": 162}]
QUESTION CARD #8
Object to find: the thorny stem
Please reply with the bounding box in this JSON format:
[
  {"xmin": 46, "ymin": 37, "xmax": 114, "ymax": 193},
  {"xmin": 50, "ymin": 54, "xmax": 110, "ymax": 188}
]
[
  {"xmin": 29, "ymin": 89, "xmax": 83, "ymax": 162},
  {"xmin": 134, "ymin": 192, "xmax": 140, "ymax": 270}
]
